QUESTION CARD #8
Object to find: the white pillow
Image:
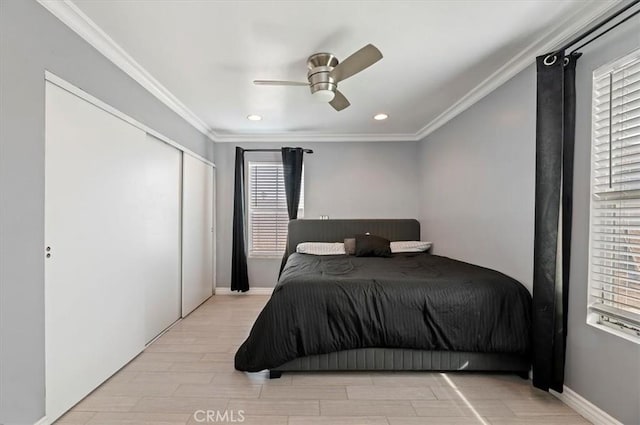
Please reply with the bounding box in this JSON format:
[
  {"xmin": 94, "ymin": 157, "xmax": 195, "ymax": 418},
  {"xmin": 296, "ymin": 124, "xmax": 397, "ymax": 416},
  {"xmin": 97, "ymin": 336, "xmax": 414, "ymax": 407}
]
[
  {"xmin": 390, "ymin": 241, "xmax": 432, "ymax": 253},
  {"xmin": 296, "ymin": 242, "xmax": 346, "ymax": 255}
]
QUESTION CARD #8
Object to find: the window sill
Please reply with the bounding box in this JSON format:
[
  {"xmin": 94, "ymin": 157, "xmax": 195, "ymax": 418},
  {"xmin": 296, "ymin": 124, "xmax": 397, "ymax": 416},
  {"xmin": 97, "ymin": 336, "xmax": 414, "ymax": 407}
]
[
  {"xmin": 248, "ymin": 254, "xmax": 283, "ymax": 260},
  {"xmin": 586, "ymin": 314, "xmax": 640, "ymax": 345}
]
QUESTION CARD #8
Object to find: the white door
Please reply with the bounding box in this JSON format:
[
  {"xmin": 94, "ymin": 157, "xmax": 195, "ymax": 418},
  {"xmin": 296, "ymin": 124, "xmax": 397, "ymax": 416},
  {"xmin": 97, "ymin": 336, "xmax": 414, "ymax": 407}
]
[
  {"xmin": 182, "ymin": 153, "xmax": 214, "ymax": 316},
  {"xmin": 44, "ymin": 82, "xmax": 180, "ymax": 421},
  {"xmin": 143, "ymin": 134, "xmax": 182, "ymax": 343}
]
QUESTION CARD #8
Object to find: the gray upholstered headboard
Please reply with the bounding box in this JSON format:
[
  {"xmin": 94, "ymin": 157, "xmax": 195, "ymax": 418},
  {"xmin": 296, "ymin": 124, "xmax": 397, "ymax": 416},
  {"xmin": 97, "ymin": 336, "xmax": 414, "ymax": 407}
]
[{"xmin": 286, "ymin": 219, "xmax": 420, "ymax": 255}]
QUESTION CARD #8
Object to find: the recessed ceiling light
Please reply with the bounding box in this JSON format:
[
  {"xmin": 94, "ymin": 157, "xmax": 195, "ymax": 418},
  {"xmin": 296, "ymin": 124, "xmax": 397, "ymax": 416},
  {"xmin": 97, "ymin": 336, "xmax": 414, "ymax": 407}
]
[
  {"xmin": 373, "ymin": 113, "xmax": 388, "ymax": 121},
  {"xmin": 247, "ymin": 114, "xmax": 262, "ymax": 121}
]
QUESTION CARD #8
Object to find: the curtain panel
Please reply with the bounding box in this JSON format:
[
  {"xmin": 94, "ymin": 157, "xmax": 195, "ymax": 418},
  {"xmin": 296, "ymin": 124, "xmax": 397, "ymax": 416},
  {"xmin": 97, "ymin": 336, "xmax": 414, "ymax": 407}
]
[
  {"xmin": 532, "ymin": 51, "xmax": 580, "ymax": 392},
  {"xmin": 280, "ymin": 147, "xmax": 305, "ymax": 275},
  {"xmin": 231, "ymin": 147, "xmax": 249, "ymax": 292}
]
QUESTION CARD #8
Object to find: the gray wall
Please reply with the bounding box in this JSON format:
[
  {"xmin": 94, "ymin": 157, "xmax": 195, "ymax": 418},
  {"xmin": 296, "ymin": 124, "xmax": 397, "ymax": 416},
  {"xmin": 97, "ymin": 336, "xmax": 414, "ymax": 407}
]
[
  {"xmin": 0, "ymin": 1, "xmax": 213, "ymax": 423},
  {"xmin": 214, "ymin": 141, "xmax": 420, "ymax": 287},
  {"xmin": 417, "ymin": 67, "xmax": 536, "ymax": 291},
  {"xmin": 418, "ymin": 15, "xmax": 640, "ymax": 424}
]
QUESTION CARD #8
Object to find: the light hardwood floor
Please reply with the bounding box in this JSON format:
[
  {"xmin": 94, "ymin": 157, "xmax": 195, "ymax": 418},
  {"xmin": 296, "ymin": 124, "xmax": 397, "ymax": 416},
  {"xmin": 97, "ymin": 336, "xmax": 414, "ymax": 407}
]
[{"xmin": 56, "ymin": 295, "xmax": 590, "ymax": 425}]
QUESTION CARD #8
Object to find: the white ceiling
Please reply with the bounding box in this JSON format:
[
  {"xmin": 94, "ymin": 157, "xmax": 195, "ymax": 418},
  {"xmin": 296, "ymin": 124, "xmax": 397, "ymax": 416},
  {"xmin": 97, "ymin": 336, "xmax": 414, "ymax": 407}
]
[{"xmin": 68, "ymin": 0, "xmax": 612, "ymax": 141}]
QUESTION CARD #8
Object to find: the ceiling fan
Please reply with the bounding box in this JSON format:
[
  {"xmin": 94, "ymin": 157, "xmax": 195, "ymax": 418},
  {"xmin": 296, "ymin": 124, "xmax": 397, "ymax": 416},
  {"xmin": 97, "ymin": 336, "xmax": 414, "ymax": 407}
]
[{"xmin": 253, "ymin": 44, "xmax": 383, "ymax": 111}]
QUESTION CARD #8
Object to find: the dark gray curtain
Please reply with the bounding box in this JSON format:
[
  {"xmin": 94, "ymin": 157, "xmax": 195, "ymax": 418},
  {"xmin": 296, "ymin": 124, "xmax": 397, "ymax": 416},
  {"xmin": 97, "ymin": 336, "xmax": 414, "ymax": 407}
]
[
  {"xmin": 532, "ymin": 51, "xmax": 580, "ymax": 392},
  {"xmin": 279, "ymin": 147, "xmax": 304, "ymax": 274},
  {"xmin": 231, "ymin": 147, "xmax": 249, "ymax": 292},
  {"xmin": 281, "ymin": 147, "xmax": 304, "ymax": 218}
]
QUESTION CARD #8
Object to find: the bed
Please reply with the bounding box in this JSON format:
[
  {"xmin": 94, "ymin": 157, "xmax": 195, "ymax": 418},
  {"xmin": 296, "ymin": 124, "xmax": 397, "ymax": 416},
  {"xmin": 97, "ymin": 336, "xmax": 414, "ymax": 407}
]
[{"xmin": 234, "ymin": 219, "xmax": 532, "ymax": 378}]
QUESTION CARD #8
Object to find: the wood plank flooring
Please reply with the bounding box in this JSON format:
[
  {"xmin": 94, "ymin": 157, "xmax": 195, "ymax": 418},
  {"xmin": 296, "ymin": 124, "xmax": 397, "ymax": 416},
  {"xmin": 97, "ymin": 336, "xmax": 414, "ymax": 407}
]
[{"xmin": 56, "ymin": 295, "xmax": 590, "ymax": 425}]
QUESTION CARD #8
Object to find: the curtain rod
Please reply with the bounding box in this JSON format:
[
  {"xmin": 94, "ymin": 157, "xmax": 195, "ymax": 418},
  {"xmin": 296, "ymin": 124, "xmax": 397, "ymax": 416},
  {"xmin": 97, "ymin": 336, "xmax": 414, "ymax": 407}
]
[
  {"xmin": 243, "ymin": 148, "xmax": 314, "ymax": 154},
  {"xmin": 570, "ymin": 7, "xmax": 640, "ymax": 54},
  {"xmin": 554, "ymin": 0, "xmax": 639, "ymax": 55}
]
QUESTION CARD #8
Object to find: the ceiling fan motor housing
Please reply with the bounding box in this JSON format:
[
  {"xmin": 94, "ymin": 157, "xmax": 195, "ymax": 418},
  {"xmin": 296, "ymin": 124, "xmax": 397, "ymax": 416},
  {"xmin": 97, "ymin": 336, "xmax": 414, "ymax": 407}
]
[{"xmin": 307, "ymin": 53, "xmax": 339, "ymax": 95}]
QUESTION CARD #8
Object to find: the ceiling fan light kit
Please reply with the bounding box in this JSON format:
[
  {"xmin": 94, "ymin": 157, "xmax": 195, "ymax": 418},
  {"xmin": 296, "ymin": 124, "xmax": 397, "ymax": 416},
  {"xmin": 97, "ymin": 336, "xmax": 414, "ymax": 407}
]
[
  {"xmin": 253, "ymin": 44, "xmax": 383, "ymax": 112},
  {"xmin": 312, "ymin": 89, "xmax": 336, "ymax": 103}
]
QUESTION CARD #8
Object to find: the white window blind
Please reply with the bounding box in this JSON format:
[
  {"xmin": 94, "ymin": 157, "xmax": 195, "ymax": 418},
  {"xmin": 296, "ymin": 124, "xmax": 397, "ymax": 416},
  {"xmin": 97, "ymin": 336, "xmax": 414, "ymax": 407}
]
[
  {"xmin": 248, "ymin": 162, "xmax": 304, "ymax": 257},
  {"xmin": 589, "ymin": 49, "xmax": 640, "ymax": 341}
]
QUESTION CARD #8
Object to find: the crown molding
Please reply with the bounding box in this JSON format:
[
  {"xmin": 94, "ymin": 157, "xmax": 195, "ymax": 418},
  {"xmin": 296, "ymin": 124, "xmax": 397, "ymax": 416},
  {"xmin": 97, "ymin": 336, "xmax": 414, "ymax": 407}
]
[
  {"xmin": 213, "ymin": 132, "xmax": 419, "ymax": 143},
  {"xmin": 37, "ymin": 0, "xmax": 219, "ymax": 142},
  {"xmin": 414, "ymin": 0, "xmax": 620, "ymax": 141},
  {"xmin": 39, "ymin": 0, "xmax": 619, "ymax": 144}
]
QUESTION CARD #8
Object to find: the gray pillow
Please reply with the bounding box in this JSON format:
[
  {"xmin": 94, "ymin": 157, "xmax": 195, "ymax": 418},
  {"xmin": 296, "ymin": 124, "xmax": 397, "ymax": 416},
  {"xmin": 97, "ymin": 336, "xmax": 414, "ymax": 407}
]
[
  {"xmin": 344, "ymin": 238, "xmax": 356, "ymax": 255},
  {"xmin": 355, "ymin": 234, "xmax": 391, "ymax": 257}
]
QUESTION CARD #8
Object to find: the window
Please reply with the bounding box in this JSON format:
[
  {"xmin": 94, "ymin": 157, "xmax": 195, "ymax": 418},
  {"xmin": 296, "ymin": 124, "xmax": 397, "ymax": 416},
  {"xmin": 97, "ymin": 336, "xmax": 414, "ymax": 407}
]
[
  {"xmin": 248, "ymin": 162, "xmax": 304, "ymax": 257},
  {"xmin": 589, "ymin": 48, "xmax": 640, "ymax": 343}
]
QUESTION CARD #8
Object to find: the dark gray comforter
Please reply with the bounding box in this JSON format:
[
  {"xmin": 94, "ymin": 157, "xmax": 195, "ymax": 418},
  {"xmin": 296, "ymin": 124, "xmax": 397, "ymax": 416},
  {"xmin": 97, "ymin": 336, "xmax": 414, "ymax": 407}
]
[{"xmin": 235, "ymin": 253, "xmax": 531, "ymax": 372}]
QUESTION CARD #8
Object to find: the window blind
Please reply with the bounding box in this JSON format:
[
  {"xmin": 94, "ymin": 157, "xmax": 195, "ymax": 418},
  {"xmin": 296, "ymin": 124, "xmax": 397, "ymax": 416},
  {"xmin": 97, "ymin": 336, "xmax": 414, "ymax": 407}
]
[
  {"xmin": 248, "ymin": 162, "xmax": 304, "ymax": 256},
  {"xmin": 590, "ymin": 50, "xmax": 640, "ymax": 338}
]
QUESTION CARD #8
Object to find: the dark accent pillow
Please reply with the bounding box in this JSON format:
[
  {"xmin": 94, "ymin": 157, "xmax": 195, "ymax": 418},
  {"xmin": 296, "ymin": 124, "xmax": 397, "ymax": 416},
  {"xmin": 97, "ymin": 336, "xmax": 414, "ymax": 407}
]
[
  {"xmin": 355, "ymin": 234, "xmax": 391, "ymax": 257},
  {"xmin": 344, "ymin": 238, "xmax": 356, "ymax": 255}
]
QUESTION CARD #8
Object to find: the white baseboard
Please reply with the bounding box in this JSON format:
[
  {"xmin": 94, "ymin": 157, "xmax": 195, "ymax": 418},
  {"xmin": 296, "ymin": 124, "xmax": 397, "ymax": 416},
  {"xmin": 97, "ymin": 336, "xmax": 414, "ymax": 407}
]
[
  {"xmin": 33, "ymin": 417, "xmax": 48, "ymax": 425},
  {"xmin": 552, "ymin": 386, "xmax": 623, "ymax": 425},
  {"xmin": 215, "ymin": 287, "xmax": 274, "ymax": 295}
]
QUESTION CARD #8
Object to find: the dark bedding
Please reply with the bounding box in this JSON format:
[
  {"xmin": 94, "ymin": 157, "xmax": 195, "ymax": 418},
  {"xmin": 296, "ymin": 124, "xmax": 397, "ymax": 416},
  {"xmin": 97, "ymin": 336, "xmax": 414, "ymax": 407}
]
[{"xmin": 235, "ymin": 252, "xmax": 531, "ymax": 372}]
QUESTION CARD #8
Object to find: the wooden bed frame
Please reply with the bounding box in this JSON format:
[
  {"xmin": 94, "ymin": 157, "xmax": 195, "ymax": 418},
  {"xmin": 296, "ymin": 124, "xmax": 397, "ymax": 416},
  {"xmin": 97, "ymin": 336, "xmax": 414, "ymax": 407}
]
[{"xmin": 269, "ymin": 219, "xmax": 531, "ymax": 379}]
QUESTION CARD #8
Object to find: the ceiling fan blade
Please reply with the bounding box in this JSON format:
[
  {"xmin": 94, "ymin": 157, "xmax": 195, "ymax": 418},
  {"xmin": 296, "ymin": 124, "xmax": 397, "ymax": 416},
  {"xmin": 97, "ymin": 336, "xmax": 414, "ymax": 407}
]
[
  {"xmin": 253, "ymin": 80, "xmax": 309, "ymax": 86},
  {"xmin": 329, "ymin": 90, "xmax": 350, "ymax": 111},
  {"xmin": 330, "ymin": 44, "xmax": 382, "ymax": 83}
]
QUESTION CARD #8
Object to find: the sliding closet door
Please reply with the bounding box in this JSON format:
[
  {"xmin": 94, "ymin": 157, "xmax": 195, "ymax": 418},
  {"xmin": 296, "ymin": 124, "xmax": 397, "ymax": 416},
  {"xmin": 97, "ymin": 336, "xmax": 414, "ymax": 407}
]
[
  {"xmin": 182, "ymin": 153, "xmax": 214, "ymax": 316},
  {"xmin": 143, "ymin": 134, "xmax": 182, "ymax": 342},
  {"xmin": 44, "ymin": 82, "xmax": 180, "ymax": 422}
]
